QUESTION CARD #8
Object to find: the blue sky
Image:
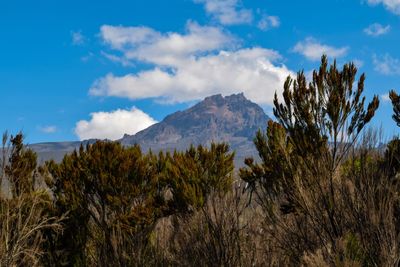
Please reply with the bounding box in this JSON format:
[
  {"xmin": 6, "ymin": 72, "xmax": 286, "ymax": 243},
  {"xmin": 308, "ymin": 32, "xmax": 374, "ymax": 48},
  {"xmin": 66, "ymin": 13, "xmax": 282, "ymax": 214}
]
[{"xmin": 1, "ymin": 0, "xmax": 400, "ymax": 143}]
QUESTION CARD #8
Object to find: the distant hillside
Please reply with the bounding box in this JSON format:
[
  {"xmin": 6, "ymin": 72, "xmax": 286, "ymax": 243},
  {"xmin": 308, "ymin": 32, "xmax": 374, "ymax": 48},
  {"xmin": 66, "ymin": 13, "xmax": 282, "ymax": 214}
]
[{"xmin": 28, "ymin": 140, "xmax": 97, "ymax": 164}]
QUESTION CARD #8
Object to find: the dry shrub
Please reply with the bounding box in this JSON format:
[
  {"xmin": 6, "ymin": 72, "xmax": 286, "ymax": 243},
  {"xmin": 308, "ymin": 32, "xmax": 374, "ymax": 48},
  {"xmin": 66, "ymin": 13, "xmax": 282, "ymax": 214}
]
[
  {"xmin": 85, "ymin": 218, "xmax": 169, "ymax": 267},
  {"xmin": 0, "ymin": 191, "xmax": 63, "ymax": 266},
  {"xmin": 151, "ymin": 181, "xmax": 275, "ymax": 267}
]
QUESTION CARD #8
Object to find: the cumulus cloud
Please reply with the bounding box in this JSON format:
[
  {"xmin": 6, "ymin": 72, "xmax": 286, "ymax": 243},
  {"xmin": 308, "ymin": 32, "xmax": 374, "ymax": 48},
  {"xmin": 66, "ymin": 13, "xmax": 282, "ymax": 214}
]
[
  {"xmin": 100, "ymin": 25, "xmax": 160, "ymax": 50},
  {"xmin": 367, "ymin": 0, "xmax": 400, "ymax": 15},
  {"xmin": 92, "ymin": 22, "xmax": 293, "ymax": 105},
  {"xmin": 75, "ymin": 108, "xmax": 157, "ymax": 141},
  {"xmin": 372, "ymin": 54, "xmax": 400, "ymax": 75},
  {"xmin": 364, "ymin": 23, "xmax": 391, "ymax": 36},
  {"xmin": 257, "ymin": 15, "xmax": 280, "ymax": 31},
  {"xmin": 38, "ymin": 125, "xmax": 57, "ymax": 134},
  {"xmin": 100, "ymin": 22, "xmax": 234, "ymax": 66},
  {"xmin": 292, "ymin": 38, "xmax": 349, "ymax": 61},
  {"xmin": 90, "ymin": 48, "xmax": 291, "ymax": 104},
  {"xmin": 193, "ymin": 0, "xmax": 253, "ymax": 25}
]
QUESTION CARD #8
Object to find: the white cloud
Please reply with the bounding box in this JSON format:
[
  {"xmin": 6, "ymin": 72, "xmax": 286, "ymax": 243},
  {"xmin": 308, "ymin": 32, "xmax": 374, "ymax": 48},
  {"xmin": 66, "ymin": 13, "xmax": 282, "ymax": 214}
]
[
  {"xmin": 293, "ymin": 38, "xmax": 349, "ymax": 61},
  {"xmin": 101, "ymin": 51, "xmax": 134, "ymax": 67},
  {"xmin": 381, "ymin": 93, "xmax": 391, "ymax": 102},
  {"xmin": 75, "ymin": 107, "xmax": 157, "ymax": 141},
  {"xmin": 100, "ymin": 25, "xmax": 160, "ymax": 50},
  {"xmin": 71, "ymin": 31, "xmax": 86, "ymax": 45},
  {"xmin": 364, "ymin": 23, "xmax": 391, "ymax": 36},
  {"xmin": 90, "ymin": 48, "xmax": 292, "ymax": 105},
  {"xmin": 367, "ymin": 0, "xmax": 400, "ymax": 15},
  {"xmin": 372, "ymin": 54, "xmax": 400, "ymax": 75},
  {"xmin": 257, "ymin": 15, "xmax": 280, "ymax": 31},
  {"xmin": 93, "ymin": 23, "xmax": 294, "ymax": 105},
  {"xmin": 100, "ymin": 22, "xmax": 234, "ymax": 66},
  {"xmin": 38, "ymin": 125, "xmax": 57, "ymax": 134},
  {"xmin": 193, "ymin": 0, "xmax": 253, "ymax": 25}
]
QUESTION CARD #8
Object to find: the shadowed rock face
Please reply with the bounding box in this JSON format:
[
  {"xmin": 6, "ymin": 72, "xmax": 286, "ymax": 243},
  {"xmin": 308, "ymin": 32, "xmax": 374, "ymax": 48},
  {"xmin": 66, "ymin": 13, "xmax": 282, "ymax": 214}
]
[{"xmin": 120, "ymin": 93, "xmax": 270, "ymax": 166}]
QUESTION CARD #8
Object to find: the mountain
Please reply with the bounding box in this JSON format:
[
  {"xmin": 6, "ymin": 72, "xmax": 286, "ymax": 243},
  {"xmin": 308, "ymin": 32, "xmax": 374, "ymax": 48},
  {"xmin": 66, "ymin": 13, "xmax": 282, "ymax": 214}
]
[
  {"xmin": 120, "ymin": 93, "xmax": 270, "ymax": 166},
  {"xmin": 28, "ymin": 140, "xmax": 97, "ymax": 164},
  {"xmin": 29, "ymin": 93, "xmax": 270, "ymax": 166}
]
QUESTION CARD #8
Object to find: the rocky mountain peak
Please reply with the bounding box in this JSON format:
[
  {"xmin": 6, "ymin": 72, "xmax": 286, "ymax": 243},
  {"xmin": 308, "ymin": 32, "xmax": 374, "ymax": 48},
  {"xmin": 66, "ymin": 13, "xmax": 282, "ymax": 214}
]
[
  {"xmin": 203, "ymin": 93, "xmax": 224, "ymax": 103},
  {"xmin": 199, "ymin": 93, "xmax": 247, "ymax": 106},
  {"xmin": 120, "ymin": 93, "xmax": 270, "ymax": 165}
]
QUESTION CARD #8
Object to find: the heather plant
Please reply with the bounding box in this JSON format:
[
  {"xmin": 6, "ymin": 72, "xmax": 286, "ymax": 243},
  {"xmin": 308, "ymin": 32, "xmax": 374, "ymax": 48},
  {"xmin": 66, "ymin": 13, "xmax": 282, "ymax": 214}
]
[
  {"xmin": 239, "ymin": 56, "xmax": 393, "ymax": 265},
  {"xmin": 44, "ymin": 141, "xmax": 235, "ymax": 266}
]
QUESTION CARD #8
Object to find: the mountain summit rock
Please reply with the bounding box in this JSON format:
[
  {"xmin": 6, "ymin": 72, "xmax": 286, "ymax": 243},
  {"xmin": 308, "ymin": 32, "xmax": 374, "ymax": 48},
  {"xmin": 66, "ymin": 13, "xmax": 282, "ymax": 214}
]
[{"xmin": 120, "ymin": 93, "xmax": 270, "ymax": 165}]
